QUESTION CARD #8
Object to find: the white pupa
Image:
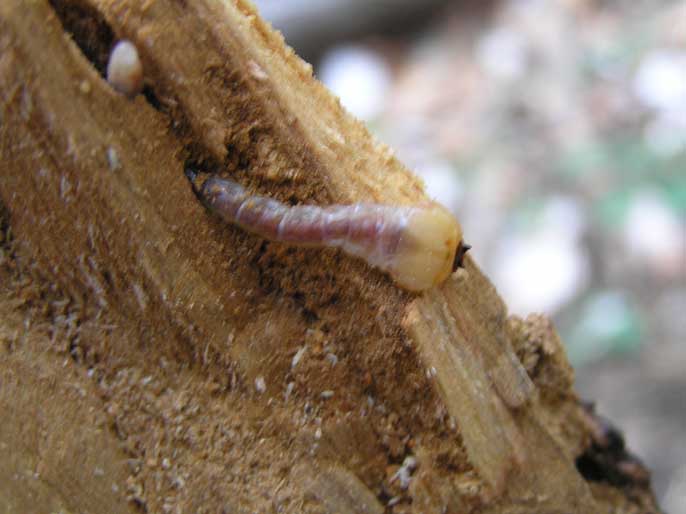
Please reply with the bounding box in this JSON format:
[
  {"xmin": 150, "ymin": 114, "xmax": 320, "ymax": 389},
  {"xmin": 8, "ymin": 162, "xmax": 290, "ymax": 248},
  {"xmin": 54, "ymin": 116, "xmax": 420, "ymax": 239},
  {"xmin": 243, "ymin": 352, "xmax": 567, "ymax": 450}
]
[{"xmin": 106, "ymin": 40, "xmax": 143, "ymax": 98}]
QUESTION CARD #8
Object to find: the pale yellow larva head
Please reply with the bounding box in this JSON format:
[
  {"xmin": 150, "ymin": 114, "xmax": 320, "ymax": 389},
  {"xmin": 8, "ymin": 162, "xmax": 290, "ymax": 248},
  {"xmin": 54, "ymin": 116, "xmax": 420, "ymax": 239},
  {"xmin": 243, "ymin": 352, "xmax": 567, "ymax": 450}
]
[{"xmin": 389, "ymin": 204, "xmax": 462, "ymax": 292}]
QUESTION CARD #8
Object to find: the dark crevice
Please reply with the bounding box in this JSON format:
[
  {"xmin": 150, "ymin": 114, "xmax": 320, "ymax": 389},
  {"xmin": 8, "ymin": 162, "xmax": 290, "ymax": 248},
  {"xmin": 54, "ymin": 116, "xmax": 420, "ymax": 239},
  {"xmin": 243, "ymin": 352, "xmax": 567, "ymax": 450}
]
[
  {"xmin": 0, "ymin": 199, "xmax": 11, "ymax": 252},
  {"xmin": 102, "ymin": 269, "xmax": 114, "ymax": 289},
  {"xmin": 576, "ymin": 403, "xmax": 651, "ymax": 489},
  {"xmin": 130, "ymin": 496, "xmax": 148, "ymax": 513},
  {"xmin": 0, "ymin": 199, "xmax": 18, "ymax": 285},
  {"xmin": 48, "ymin": 0, "xmax": 114, "ymax": 77},
  {"xmin": 68, "ymin": 336, "xmax": 83, "ymax": 364},
  {"xmin": 300, "ymin": 305, "xmax": 319, "ymax": 324},
  {"xmin": 141, "ymin": 84, "xmax": 162, "ymax": 111}
]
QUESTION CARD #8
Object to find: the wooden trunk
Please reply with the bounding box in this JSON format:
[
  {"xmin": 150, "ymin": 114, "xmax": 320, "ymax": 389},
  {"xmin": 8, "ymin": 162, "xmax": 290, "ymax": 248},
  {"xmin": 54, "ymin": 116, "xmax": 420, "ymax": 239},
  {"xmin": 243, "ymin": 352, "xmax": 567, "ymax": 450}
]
[{"xmin": 0, "ymin": 1, "xmax": 661, "ymax": 512}]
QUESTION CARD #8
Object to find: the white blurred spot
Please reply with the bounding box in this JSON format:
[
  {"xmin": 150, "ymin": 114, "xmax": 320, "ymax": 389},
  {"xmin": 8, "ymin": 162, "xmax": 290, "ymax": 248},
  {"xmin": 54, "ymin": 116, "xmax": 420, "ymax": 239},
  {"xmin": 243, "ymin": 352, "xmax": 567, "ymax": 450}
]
[
  {"xmin": 622, "ymin": 190, "xmax": 685, "ymax": 275},
  {"xmin": 414, "ymin": 161, "xmax": 463, "ymax": 215},
  {"xmin": 491, "ymin": 226, "xmax": 589, "ymax": 316},
  {"xmin": 663, "ymin": 464, "xmax": 686, "ymax": 514},
  {"xmin": 541, "ymin": 195, "xmax": 587, "ymax": 242},
  {"xmin": 633, "ymin": 50, "xmax": 686, "ymax": 114},
  {"xmin": 476, "ymin": 27, "xmax": 528, "ymax": 81},
  {"xmin": 318, "ymin": 45, "xmax": 392, "ymax": 121},
  {"xmin": 291, "ymin": 346, "xmax": 307, "ymax": 369},
  {"xmin": 570, "ymin": 292, "xmax": 636, "ymax": 365},
  {"xmin": 644, "ymin": 112, "xmax": 686, "ymax": 157},
  {"xmin": 284, "ymin": 381, "xmax": 295, "ymax": 401},
  {"xmin": 391, "ymin": 456, "xmax": 417, "ymax": 490},
  {"xmin": 580, "ymin": 293, "xmax": 631, "ymax": 343}
]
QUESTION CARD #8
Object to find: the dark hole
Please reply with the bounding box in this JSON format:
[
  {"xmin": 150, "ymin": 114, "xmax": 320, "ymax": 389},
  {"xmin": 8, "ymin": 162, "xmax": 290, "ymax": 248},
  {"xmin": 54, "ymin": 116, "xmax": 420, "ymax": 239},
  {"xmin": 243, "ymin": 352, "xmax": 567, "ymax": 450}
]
[
  {"xmin": 575, "ymin": 406, "xmax": 649, "ymax": 489},
  {"xmin": 102, "ymin": 269, "xmax": 113, "ymax": 288},
  {"xmin": 576, "ymin": 452, "xmax": 612, "ymax": 483},
  {"xmin": 575, "ymin": 451, "xmax": 633, "ymax": 487},
  {"xmin": 301, "ymin": 307, "xmax": 319, "ymax": 324},
  {"xmin": 48, "ymin": 0, "xmax": 115, "ymax": 76},
  {"xmin": 0, "ymin": 199, "xmax": 10, "ymax": 249},
  {"xmin": 142, "ymin": 84, "xmax": 162, "ymax": 110}
]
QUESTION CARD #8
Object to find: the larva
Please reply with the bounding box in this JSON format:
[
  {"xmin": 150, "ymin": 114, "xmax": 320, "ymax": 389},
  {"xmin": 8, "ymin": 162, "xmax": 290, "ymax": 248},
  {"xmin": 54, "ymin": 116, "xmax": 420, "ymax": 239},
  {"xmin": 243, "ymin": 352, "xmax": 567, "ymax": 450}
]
[
  {"xmin": 198, "ymin": 176, "xmax": 469, "ymax": 292},
  {"xmin": 106, "ymin": 40, "xmax": 143, "ymax": 98}
]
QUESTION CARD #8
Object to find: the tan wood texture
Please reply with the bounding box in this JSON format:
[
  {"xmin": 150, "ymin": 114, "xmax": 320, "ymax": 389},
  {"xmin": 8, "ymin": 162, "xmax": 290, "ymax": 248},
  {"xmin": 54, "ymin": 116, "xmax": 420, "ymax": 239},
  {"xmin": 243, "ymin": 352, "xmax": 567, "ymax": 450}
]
[{"xmin": 0, "ymin": 1, "xmax": 661, "ymax": 512}]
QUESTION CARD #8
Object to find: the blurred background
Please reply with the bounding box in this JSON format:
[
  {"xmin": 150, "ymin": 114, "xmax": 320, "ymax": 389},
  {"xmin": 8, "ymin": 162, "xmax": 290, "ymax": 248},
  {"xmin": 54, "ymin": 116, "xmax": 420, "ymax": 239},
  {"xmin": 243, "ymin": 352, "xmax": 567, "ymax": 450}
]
[{"xmin": 255, "ymin": 0, "xmax": 685, "ymax": 511}]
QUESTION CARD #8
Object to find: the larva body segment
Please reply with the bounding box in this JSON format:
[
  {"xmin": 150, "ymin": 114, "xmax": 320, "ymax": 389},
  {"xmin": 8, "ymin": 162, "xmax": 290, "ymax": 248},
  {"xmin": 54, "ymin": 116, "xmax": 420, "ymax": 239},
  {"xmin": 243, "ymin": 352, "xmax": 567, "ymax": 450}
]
[{"xmin": 200, "ymin": 177, "xmax": 462, "ymax": 292}]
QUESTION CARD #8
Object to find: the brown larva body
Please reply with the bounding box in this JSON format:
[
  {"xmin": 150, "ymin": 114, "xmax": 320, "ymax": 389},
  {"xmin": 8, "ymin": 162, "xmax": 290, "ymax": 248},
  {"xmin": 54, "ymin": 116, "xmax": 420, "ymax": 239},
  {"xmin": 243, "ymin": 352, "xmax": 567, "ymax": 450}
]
[{"xmin": 199, "ymin": 177, "xmax": 463, "ymax": 292}]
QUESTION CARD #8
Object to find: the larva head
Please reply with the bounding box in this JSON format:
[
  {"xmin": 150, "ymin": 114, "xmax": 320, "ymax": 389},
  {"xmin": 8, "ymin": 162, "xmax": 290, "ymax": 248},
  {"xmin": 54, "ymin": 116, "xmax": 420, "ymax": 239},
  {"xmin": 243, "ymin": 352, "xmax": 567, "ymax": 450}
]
[{"xmin": 390, "ymin": 204, "xmax": 462, "ymax": 292}]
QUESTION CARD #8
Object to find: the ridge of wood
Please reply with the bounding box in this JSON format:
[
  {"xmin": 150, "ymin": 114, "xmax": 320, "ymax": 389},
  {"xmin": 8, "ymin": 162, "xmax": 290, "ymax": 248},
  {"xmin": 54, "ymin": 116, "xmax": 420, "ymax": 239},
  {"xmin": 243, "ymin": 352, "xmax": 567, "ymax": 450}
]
[{"xmin": 0, "ymin": 1, "xmax": 661, "ymax": 512}]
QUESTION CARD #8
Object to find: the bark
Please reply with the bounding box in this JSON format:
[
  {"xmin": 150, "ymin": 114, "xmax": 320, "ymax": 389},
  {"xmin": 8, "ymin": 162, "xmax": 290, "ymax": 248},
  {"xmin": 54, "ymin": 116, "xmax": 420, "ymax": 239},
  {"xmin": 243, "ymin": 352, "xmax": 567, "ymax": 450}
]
[{"xmin": 0, "ymin": 1, "xmax": 661, "ymax": 513}]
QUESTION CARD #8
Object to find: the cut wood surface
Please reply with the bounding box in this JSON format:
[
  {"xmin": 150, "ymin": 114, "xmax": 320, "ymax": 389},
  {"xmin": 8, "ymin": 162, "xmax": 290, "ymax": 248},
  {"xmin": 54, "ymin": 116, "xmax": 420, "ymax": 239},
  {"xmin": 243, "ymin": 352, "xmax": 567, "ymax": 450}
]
[{"xmin": 0, "ymin": 1, "xmax": 661, "ymax": 513}]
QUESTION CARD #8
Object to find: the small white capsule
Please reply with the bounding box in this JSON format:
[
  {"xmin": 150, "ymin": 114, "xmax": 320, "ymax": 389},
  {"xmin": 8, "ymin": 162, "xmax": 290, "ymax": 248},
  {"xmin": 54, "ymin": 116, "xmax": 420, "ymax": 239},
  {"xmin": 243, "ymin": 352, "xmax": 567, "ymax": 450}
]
[{"xmin": 106, "ymin": 40, "xmax": 143, "ymax": 98}]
